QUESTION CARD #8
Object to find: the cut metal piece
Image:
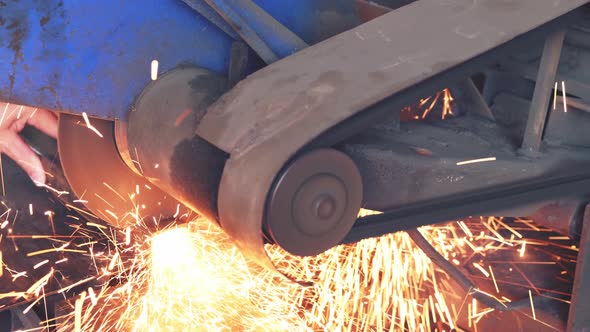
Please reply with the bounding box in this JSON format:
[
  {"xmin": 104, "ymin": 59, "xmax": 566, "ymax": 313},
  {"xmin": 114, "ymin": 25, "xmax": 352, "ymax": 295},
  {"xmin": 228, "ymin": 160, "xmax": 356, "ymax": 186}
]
[
  {"xmin": 265, "ymin": 149, "xmax": 362, "ymax": 256},
  {"xmin": 58, "ymin": 113, "xmax": 183, "ymax": 228}
]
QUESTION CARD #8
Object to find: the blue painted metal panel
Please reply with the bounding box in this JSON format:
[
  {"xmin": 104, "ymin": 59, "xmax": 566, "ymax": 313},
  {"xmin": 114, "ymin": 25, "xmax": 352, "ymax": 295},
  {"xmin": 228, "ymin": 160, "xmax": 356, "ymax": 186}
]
[
  {"xmin": 0, "ymin": 0, "xmax": 233, "ymax": 119},
  {"xmin": 0, "ymin": 0, "xmax": 358, "ymax": 119}
]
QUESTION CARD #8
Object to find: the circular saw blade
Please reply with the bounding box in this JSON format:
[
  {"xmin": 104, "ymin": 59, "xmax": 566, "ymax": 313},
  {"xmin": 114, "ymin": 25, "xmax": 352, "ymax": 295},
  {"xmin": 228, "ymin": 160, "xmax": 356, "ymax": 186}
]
[{"xmin": 58, "ymin": 113, "xmax": 183, "ymax": 228}]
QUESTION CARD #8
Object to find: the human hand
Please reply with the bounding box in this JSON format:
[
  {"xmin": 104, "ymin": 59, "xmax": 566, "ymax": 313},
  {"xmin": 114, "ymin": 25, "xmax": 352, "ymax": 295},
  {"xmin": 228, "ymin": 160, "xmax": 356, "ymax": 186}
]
[{"xmin": 0, "ymin": 102, "xmax": 58, "ymax": 185}]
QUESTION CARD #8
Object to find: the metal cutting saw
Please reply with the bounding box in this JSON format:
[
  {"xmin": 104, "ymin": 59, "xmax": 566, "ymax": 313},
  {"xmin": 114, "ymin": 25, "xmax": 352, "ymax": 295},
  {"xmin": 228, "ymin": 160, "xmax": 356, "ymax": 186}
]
[{"xmin": 4, "ymin": 0, "xmax": 590, "ymax": 328}]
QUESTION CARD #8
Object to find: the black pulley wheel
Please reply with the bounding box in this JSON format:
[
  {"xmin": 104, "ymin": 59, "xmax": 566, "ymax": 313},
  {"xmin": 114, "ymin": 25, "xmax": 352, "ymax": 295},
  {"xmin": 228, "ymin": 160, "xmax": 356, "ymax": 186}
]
[{"xmin": 264, "ymin": 148, "xmax": 363, "ymax": 256}]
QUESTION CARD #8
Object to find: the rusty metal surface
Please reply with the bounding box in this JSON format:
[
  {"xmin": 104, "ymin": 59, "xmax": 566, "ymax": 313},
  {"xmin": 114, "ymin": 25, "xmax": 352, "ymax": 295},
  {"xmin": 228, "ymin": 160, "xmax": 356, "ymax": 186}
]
[
  {"xmin": 199, "ymin": 0, "xmax": 589, "ymax": 271},
  {"xmin": 119, "ymin": 67, "xmax": 228, "ymax": 224},
  {"xmin": 198, "ymin": 0, "xmax": 589, "ymax": 154},
  {"xmin": 58, "ymin": 113, "xmax": 185, "ymax": 228}
]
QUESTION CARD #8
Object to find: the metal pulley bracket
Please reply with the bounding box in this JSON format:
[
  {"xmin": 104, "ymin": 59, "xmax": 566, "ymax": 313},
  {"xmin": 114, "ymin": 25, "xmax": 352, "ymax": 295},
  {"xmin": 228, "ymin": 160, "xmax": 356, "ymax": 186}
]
[{"xmin": 196, "ymin": 0, "xmax": 588, "ymax": 271}]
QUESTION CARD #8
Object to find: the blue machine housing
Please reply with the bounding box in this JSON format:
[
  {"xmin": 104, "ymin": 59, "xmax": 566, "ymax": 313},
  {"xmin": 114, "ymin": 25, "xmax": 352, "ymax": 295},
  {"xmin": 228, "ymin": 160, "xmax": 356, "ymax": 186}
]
[{"xmin": 0, "ymin": 0, "xmax": 359, "ymax": 119}]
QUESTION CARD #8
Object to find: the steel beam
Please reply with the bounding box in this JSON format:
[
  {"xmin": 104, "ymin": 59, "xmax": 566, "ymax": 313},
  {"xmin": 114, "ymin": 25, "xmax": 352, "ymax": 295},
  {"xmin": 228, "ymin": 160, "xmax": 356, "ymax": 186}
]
[{"xmin": 521, "ymin": 29, "xmax": 566, "ymax": 154}]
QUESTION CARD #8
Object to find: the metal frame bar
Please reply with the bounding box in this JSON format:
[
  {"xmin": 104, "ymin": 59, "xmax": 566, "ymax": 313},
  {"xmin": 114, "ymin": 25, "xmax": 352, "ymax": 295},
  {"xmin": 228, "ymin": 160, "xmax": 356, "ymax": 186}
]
[
  {"xmin": 204, "ymin": 0, "xmax": 308, "ymax": 63},
  {"xmin": 521, "ymin": 29, "xmax": 566, "ymax": 154}
]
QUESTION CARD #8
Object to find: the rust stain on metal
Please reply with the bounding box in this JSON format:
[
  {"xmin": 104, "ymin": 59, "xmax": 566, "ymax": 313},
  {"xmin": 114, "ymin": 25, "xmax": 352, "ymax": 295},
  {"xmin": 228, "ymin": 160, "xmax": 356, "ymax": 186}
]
[
  {"xmin": 7, "ymin": 17, "xmax": 25, "ymax": 97},
  {"xmin": 40, "ymin": 15, "xmax": 50, "ymax": 27}
]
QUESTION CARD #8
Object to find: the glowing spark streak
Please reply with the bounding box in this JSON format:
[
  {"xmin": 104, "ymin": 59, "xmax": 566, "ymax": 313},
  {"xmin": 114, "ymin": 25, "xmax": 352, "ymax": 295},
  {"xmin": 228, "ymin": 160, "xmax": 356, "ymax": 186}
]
[
  {"xmin": 510, "ymin": 263, "xmax": 540, "ymax": 294},
  {"xmin": 76, "ymin": 241, "xmax": 98, "ymax": 247},
  {"xmin": 548, "ymin": 236, "xmax": 569, "ymax": 240},
  {"xmin": 421, "ymin": 93, "xmax": 440, "ymax": 119},
  {"xmin": 6, "ymin": 235, "xmax": 81, "ymax": 239},
  {"xmin": 82, "ymin": 112, "xmax": 104, "ymax": 138},
  {"xmin": 86, "ymin": 222, "xmax": 108, "ymax": 230},
  {"xmin": 58, "ymin": 276, "xmax": 96, "ymax": 294},
  {"xmin": 88, "ymin": 287, "xmax": 97, "ymax": 306},
  {"xmin": 26, "ymin": 269, "xmax": 53, "ymax": 296},
  {"xmin": 472, "ymin": 262, "xmax": 490, "ymax": 277},
  {"xmin": 0, "ymin": 103, "xmax": 9, "ymax": 126},
  {"xmin": 103, "ymin": 182, "xmax": 126, "ymax": 202},
  {"xmin": 34, "ymin": 182, "xmax": 69, "ymax": 196},
  {"xmin": 108, "ymin": 252, "xmax": 120, "ymax": 271},
  {"xmin": 65, "ymin": 204, "xmax": 98, "ymax": 218},
  {"xmin": 45, "ymin": 210, "xmax": 56, "ymax": 235},
  {"xmin": 489, "ymin": 261, "xmax": 556, "ymax": 265},
  {"xmin": 151, "ymin": 60, "xmax": 159, "ymax": 80},
  {"xmin": 174, "ymin": 109, "xmax": 192, "ymax": 127},
  {"xmin": 133, "ymin": 148, "xmax": 144, "ymax": 174},
  {"xmin": 0, "ymin": 155, "xmax": 5, "ymax": 196},
  {"xmin": 55, "ymin": 258, "xmax": 68, "ymax": 264},
  {"xmin": 173, "ymin": 204, "xmax": 180, "ymax": 218},
  {"xmin": 489, "ymin": 266, "xmax": 499, "ymax": 293},
  {"xmin": 516, "ymin": 218, "xmax": 541, "ymax": 231},
  {"xmin": 0, "ymin": 291, "xmax": 26, "ymax": 300},
  {"xmin": 125, "ymin": 227, "xmax": 131, "ymax": 246},
  {"xmin": 0, "ymin": 220, "xmax": 7, "ymax": 229},
  {"xmin": 468, "ymin": 303, "xmax": 472, "ymax": 328},
  {"xmin": 419, "ymin": 96, "xmax": 432, "ymax": 107},
  {"xmin": 457, "ymin": 221, "xmax": 473, "ymax": 238},
  {"xmin": 456, "ymin": 157, "xmax": 496, "ymax": 166},
  {"xmin": 75, "ymin": 291, "xmax": 87, "ymax": 332},
  {"xmin": 105, "ymin": 210, "xmax": 119, "ymax": 220},
  {"xmin": 95, "ymin": 194, "xmax": 115, "ymax": 209},
  {"xmin": 15, "ymin": 105, "xmax": 24, "ymax": 119},
  {"xmin": 27, "ymin": 248, "xmax": 86, "ymax": 257},
  {"xmin": 519, "ymin": 240, "xmax": 527, "ymax": 257},
  {"xmin": 495, "ymin": 218, "xmax": 523, "ymax": 239},
  {"xmin": 482, "ymin": 218, "xmax": 507, "ymax": 243},
  {"xmin": 473, "ymin": 308, "xmax": 494, "ymax": 323},
  {"xmin": 11, "ymin": 271, "xmax": 27, "ymax": 281},
  {"xmin": 561, "ymin": 81, "xmax": 567, "ymax": 113},
  {"xmin": 29, "ymin": 203, "xmax": 33, "ymax": 215},
  {"xmin": 484, "ymin": 235, "xmax": 514, "ymax": 247},
  {"xmin": 529, "ymin": 290, "xmax": 536, "ymax": 320},
  {"xmin": 441, "ymin": 89, "xmax": 454, "ymax": 119},
  {"xmin": 33, "ymin": 259, "xmax": 49, "ymax": 269},
  {"xmin": 23, "ymin": 292, "xmax": 47, "ymax": 314}
]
